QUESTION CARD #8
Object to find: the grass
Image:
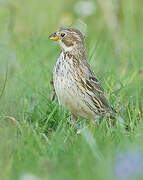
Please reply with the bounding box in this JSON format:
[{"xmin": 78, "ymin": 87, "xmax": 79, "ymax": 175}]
[{"xmin": 0, "ymin": 0, "xmax": 143, "ymax": 179}]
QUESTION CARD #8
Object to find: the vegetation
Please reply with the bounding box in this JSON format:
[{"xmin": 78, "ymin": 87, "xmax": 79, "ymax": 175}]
[{"xmin": 0, "ymin": 0, "xmax": 143, "ymax": 179}]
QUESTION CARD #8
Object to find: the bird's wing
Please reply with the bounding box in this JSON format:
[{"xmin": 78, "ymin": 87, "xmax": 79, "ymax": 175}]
[{"xmin": 84, "ymin": 61, "xmax": 112, "ymax": 112}]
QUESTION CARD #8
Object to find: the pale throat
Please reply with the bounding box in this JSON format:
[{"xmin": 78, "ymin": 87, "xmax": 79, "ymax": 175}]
[{"xmin": 59, "ymin": 40, "xmax": 74, "ymax": 52}]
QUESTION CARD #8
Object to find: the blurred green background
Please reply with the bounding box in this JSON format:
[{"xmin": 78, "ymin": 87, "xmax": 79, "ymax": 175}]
[{"xmin": 0, "ymin": 0, "xmax": 143, "ymax": 180}]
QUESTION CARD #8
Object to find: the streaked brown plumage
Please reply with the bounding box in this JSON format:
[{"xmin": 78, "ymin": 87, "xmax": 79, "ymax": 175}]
[{"xmin": 49, "ymin": 28, "xmax": 114, "ymax": 122}]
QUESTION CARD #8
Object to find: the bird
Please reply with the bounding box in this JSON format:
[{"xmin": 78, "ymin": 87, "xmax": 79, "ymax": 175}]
[{"xmin": 48, "ymin": 28, "xmax": 115, "ymax": 126}]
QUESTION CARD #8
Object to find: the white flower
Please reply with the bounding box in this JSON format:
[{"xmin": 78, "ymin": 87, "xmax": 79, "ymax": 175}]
[
  {"xmin": 20, "ymin": 174, "xmax": 41, "ymax": 180},
  {"xmin": 74, "ymin": 1, "xmax": 96, "ymax": 17}
]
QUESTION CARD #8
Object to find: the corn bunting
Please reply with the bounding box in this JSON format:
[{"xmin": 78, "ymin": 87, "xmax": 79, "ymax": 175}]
[{"xmin": 49, "ymin": 28, "xmax": 115, "ymax": 125}]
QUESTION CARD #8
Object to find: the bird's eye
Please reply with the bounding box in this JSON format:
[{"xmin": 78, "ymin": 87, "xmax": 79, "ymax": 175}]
[{"xmin": 61, "ymin": 33, "xmax": 65, "ymax": 37}]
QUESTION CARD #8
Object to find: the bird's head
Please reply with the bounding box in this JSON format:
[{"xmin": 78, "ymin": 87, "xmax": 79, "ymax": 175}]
[{"xmin": 48, "ymin": 28, "xmax": 85, "ymax": 53}]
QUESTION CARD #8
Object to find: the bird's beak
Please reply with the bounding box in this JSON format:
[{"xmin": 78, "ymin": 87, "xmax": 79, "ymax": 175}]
[{"xmin": 48, "ymin": 32, "xmax": 59, "ymax": 41}]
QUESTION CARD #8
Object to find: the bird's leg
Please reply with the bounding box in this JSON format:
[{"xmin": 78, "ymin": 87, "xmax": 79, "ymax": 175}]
[
  {"xmin": 50, "ymin": 78, "xmax": 56, "ymax": 101},
  {"xmin": 71, "ymin": 114, "xmax": 77, "ymax": 128},
  {"xmin": 106, "ymin": 115, "xmax": 116, "ymax": 128}
]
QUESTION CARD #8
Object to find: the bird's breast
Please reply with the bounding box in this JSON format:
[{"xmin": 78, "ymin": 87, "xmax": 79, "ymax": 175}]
[
  {"xmin": 53, "ymin": 53, "xmax": 76, "ymax": 101},
  {"xmin": 53, "ymin": 53, "xmax": 82, "ymax": 110},
  {"xmin": 53, "ymin": 52, "xmax": 95, "ymax": 119}
]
